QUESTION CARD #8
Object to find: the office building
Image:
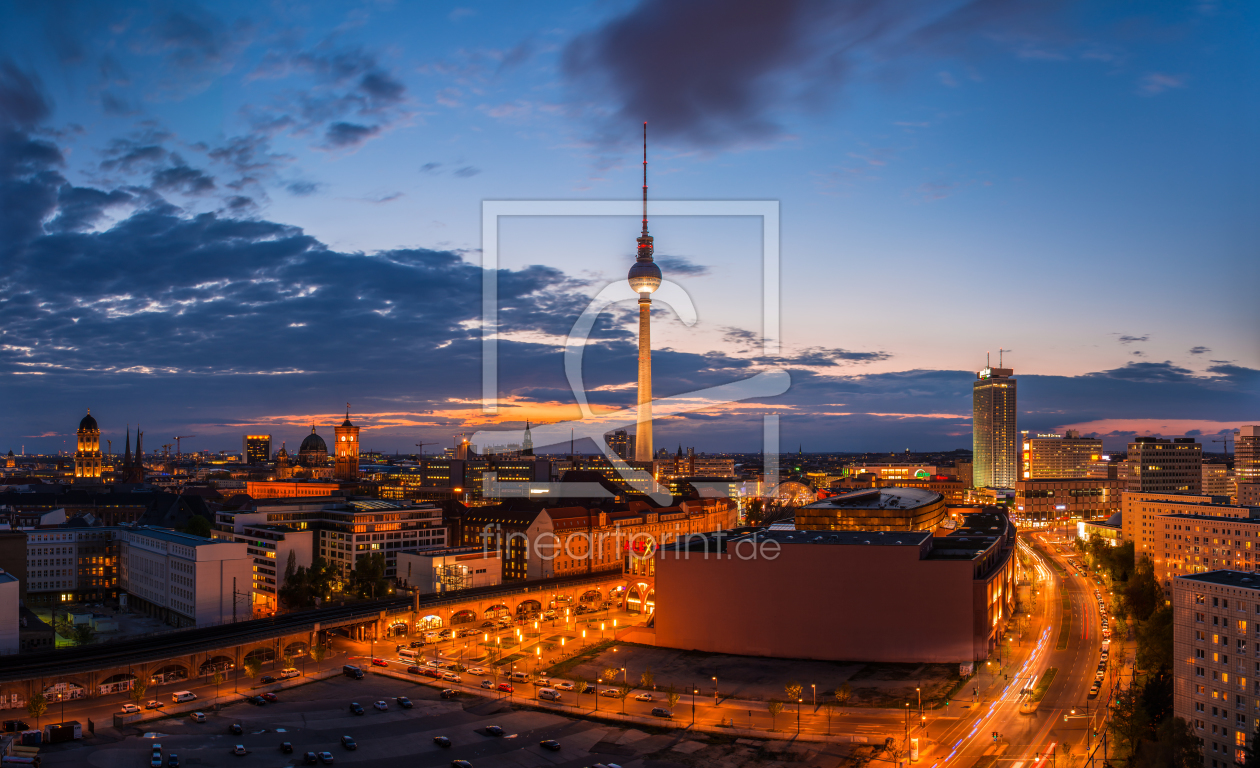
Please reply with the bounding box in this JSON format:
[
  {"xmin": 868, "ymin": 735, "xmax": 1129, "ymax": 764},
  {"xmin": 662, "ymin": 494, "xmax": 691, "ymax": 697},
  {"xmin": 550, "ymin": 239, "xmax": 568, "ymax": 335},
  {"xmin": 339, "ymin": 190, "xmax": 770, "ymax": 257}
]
[
  {"xmin": 1128, "ymin": 436, "xmax": 1203, "ymax": 494},
  {"xmin": 1202, "ymin": 464, "xmax": 1234, "ymax": 497},
  {"xmin": 333, "ymin": 408, "xmax": 360, "ymax": 481},
  {"xmin": 655, "ymin": 508, "xmax": 1017, "ymax": 663},
  {"xmin": 73, "ymin": 411, "xmax": 102, "ymax": 479},
  {"xmin": 211, "ymin": 521, "xmax": 313, "ymax": 612},
  {"xmin": 1020, "ymin": 430, "xmax": 1103, "ymax": 480},
  {"xmin": 396, "ymin": 546, "xmax": 501, "ymax": 594},
  {"xmin": 1171, "ymin": 570, "xmax": 1260, "ymax": 767},
  {"xmin": 1013, "ymin": 477, "xmax": 1124, "ymax": 526},
  {"xmin": 1240, "ymin": 485, "xmax": 1260, "ymax": 508},
  {"xmin": 1237, "ymin": 427, "xmax": 1260, "ymax": 483},
  {"xmin": 606, "ymin": 430, "xmax": 635, "ymax": 461},
  {"xmin": 973, "ymin": 362, "xmax": 1017, "ymax": 488},
  {"xmin": 0, "ymin": 570, "xmax": 17, "ymax": 655},
  {"xmin": 117, "ymin": 527, "xmax": 253, "ymax": 627},
  {"xmin": 845, "ymin": 464, "xmax": 939, "ymax": 481},
  {"xmin": 24, "ymin": 527, "xmax": 120, "ymax": 605},
  {"xmin": 796, "ymin": 487, "xmax": 948, "ymax": 532},
  {"xmin": 242, "ymin": 435, "xmax": 272, "ymax": 465},
  {"xmin": 244, "ymin": 480, "xmax": 357, "ymax": 499}
]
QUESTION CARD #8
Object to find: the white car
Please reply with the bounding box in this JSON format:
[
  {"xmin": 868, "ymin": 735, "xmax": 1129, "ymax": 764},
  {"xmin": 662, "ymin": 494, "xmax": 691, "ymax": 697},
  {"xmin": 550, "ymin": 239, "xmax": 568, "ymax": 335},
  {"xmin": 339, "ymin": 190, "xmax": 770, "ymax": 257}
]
[
  {"xmin": 467, "ymin": 667, "xmax": 486, "ymax": 675},
  {"xmin": 121, "ymin": 704, "xmax": 142, "ymax": 714},
  {"xmin": 635, "ymin": 693, "xmax": 653, "ymax": 701},
  {"xmin": 441, "ymin": 672, "xmax": 462, "ymax": 683},
  {"xmin": 373, "ymin": 701, "xmax": 388, "ymax": 711},
  {"xmin": 553, "ymin": 681, "xmax": 574, "ymax": 691},
  {"xmin": 599, "ymin": 688, "xmax": 619, "ymax": 698},
  {"xmin": 232, "ymin": 746, "xmax": 247, "ymax": 756},
  {"xmin": 481, "ymin": 680, "xmax": 494, "ymax": 689}
]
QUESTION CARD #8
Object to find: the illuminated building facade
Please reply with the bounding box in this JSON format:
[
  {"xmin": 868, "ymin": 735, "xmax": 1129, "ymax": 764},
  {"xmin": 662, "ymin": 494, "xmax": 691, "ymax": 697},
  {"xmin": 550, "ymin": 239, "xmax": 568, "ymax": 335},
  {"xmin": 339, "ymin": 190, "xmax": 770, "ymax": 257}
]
[
  {"xmin": 1013, "ymin": 477, "xmax": 1124, "ymax": 526},
  {"xmin": 333, "ymin": 408, "xmax": 360, "ymax": 481},
  {"xmin": 242, "ymin": 435, "xmax": 272, "ymax": 465},
  {"xmin": 1127, "ymin": 436, "xmax": 1203, "ymax": 494},
  {"xmin": 973, "ymin": 362, "xmax": 1017, "ymax": 489},
  {"xmin": 796, "ymin": 487, "xmax": 948, "ymax": 532},
  {"xmin": 74, "ymin": 411, "xmax": 102, "ymax": 479},
  {"xmin": 1019, "ymin": 430, "xmax": 1103, "ymax": 480}
]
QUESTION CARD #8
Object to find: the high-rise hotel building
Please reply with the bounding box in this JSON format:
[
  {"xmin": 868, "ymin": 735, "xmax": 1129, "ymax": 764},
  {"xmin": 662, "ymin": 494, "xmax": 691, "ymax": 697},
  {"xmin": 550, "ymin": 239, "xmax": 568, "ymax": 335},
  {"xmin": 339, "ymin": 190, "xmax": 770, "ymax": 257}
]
[
  {"xmin": 973, "ymin": 363, "xmax": 1017, "ymax": 489},
  {"xmin": 1019, "ymin": 430, "xmax": 1103, "ymax": 480}
]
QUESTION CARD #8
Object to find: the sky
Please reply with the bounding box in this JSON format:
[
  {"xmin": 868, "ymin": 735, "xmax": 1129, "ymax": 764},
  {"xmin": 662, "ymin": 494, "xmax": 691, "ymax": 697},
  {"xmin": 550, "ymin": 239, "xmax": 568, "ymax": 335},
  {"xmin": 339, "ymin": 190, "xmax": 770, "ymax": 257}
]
[{"xmin": 0, "ymin": 0, "xmax": 1257, "ymax": 456}]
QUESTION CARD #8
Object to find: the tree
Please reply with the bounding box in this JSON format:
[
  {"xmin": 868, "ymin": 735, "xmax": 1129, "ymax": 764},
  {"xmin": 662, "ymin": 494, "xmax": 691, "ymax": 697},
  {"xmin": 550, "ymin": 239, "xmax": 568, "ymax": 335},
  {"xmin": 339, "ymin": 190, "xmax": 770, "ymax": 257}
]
[
  {"xmin": 1110, "ymin": 681, "xmax": 1151, "ymax": 758},
  {"xmin": 616, "ymin": 683, "xmax": 632, "ymax": 713},
  {"xmin": 244, "ymin": 657, "xmax": 262, "ymax": 681},
  {"xmin": 1136, "ymin": 716, "xmax": 1202, "ymax": 768},
  {"xmin": 1140, "ymin": 670, "xmax": 1173, "ymax": 732},
  {"xmin": 26, "ymin": 692, "xmax": 46, "ymax": 728},
  {"xmin": 129, "ymin": 675, "xmax": 149, "ymax": 706},
  {"xmin": 349, "ymin": 553, "xmax": 390, "ymax": 600},
  {"xmin": 310, "ymin": 643, "xmax": 326, "ymax": 673},
  {"xmin": 640, "ymin": 667, "xmax": 654, "ymax": 691},
  {"xmin": 70, "ymin": 623, "xmax": 95, "ymax": 645},
  {"xmin": 1241, "ymin": 722, "xmax": 1260, "ymax": 767},
  {"xmin": 785, "ymin": 680, "xmax": 803, "ymax": 702},
  {"xmin": 666, "ymin": 686, "xmax": 681, "ymax": 710},
  {"xmin": 1124, "ymin": 556, "xmax": 1163, "ymax": 623},
  {"xmin": 573, "ymin": 674, "xmax": 588, "ymax": 705},
  {"xmin": 835, "ymin": 682, "xmax": 852, "ymax": 708},
  {"xmin": 767, "ymin": 699, "xmax": 784, "ymax": 730},
  {"xmin": 181, "ymin": 515, "xmax": 212, "ymax": 538},
  {"xmin": 1137, "ymin": 607, "xmax": 1173, "ymax": 674},
  {"xmin": 212, "ymin": 669, "xmax": 225, "ymax": 700},
  {"xmin": 284, "ymin": 551, "xmax": 297, "ymax": 583}
]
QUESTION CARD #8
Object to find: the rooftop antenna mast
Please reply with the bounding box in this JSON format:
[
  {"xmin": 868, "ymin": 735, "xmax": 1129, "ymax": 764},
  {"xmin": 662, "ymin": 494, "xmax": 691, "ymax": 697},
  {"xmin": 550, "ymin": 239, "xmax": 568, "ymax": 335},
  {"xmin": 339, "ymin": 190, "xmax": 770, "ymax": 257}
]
[{"xmin": 999, "ymin": 348, "xmax": 1005, "ymax": 367}]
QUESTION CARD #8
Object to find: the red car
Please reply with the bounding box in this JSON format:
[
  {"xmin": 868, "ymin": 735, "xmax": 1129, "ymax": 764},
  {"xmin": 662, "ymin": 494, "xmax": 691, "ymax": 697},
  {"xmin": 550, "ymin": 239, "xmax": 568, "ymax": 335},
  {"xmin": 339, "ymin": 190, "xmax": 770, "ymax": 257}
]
[
  {"xmin": 370, "ymin": 658, "xmax": 388, "ymax": 667},
  {"xmin": 423, "ymin": 669, "xmax": 443, "ymax": 679},
  {"xmin": 260, "ymin": 692, "xmax": 277, "ymax": 703},
  {"xmin": 497, "ymin": 683, "xmax": 514, "ymax": 693}
]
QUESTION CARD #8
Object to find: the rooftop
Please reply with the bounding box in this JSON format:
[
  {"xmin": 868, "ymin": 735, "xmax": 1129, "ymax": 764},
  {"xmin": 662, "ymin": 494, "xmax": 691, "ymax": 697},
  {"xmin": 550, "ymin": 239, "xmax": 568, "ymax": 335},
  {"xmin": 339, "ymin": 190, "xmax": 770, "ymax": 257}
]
[
  {"xmin": 125, "ymin": 526, "xmax": 223, "ymax": 546},
  {"xmin": 1176, "ymin": 571, "xmax": 1260, "ymax": 588},
  {"xmin": 400, "ymin": 545, "xmax": 496, "ymax": 557},
  {"xmin": 800, "ymin": 486, "xmax": 942, "ymax": 511}
]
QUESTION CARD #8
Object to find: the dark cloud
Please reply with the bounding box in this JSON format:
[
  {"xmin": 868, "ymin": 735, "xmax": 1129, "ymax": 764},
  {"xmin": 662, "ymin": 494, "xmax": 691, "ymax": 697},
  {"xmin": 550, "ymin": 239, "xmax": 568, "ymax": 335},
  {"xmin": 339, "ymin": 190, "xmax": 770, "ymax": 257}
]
[
  {"xmin": 151, "ymin": 158, "xmax": 216, "ymax": 194},
  {"xmin": 45, "ymin": 185, "xmax": 132, "ymax": 233},
  {"xmin": 285, "ymin": 181, "xmax": 321, "ymax": 196},
  {"xmin": 325, "ymin": 122, "xmax": 379, "ymax": 148},
  {"xmin": 452, "ymin": 166, "xmax": 481, "ymax": 178},
  {"xmin": 1189, "ymin": 346, "xmax": 1210, "ymax": 355},
  {"xmin": 420, "ymin": 162, "xmax": 442, "ymax": 174},
  {"xmin": 656, "ymin": 256, "xmax": 710, "ymax": 276},
  {"xmin": 1117, "ymin": 334, "xmax": 1149, "ymax": 344},
  {"xmin": 0, "ymin": 59, "xmax": 53, "ymax": 129},
  {"xmin": 150, "ymin": 10, "xmax": 234, "ymax": 71},
  {"xmin": 1087, "ymin": 361, "xmax": 1194, "ymax": 382},
  {"xmin": 563, "ymin": 0, "xmax": 1073, "ymax": 149}
]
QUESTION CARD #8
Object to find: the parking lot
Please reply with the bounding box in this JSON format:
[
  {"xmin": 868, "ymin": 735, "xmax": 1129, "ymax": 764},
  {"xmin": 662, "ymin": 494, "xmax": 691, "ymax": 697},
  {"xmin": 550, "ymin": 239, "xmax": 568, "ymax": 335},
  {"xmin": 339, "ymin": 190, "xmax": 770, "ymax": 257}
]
[{"xmin": 35, "ymin": 674, "xmax": 808, "ymax": 768}]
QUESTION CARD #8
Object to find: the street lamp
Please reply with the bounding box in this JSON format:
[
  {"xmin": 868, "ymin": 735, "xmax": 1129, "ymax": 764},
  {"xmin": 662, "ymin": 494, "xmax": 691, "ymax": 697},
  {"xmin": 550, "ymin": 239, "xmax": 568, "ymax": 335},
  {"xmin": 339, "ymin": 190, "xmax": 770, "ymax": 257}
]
[
  {"xmin": 811, "ymin": 683, "xmax": 816, "ymax": 710},
  {"xmin": 596, "ymin": 678, "xmax": 601, "ymax": 712},
  {"xmin": 797, "ymin": 698, "xmax": 802, "ymax": 734},
  {"xmin": 692, "ymin": 686, "xmax": 698, "ymax": 725},
  {"xmin": 713, "ymin": 676, "xmax": 718, "ymax": 706}
]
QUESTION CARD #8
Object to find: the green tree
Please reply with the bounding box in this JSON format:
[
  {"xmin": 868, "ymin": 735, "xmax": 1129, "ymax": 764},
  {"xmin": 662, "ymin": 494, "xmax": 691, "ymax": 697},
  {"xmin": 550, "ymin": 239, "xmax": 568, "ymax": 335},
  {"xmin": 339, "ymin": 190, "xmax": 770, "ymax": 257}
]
[
  {"xmin": 666, "ymin": 686, "xmax": 681, "ymax": 710},
  {"xmin": 640, "ymin": 667, "xmax": 654, "ymax": 690},
  {"xmin": 349, "ymin": 553, "xmax": 389, "ymax": 600},
  {"xmin": 1135, "ymin": 716, "xmax": 1202, "ymax": 768},
  {"xmin": 835, "ymin": 682, "xmax": 852, "ymax": 707},
  {"xmin": 1140, "ymin": 671, "xmax": 1173, "ymax": 732},
  {"xmin": 616, "ymin": 683, "xmax": 632, "ymax": 713},
  {"xmin": 1240, "ymin": 723, "xmax": 1260, "ymax": 767},
  {"xmin": 244, "ymin": 657, "xmax": 262, "ymax": 681},
  {"xmin": 767, "ymin": 699, "xmax": 784, "ymax": 730},
  {"xmin": 181, "ymin": 515, "xmax": 212, "ymax": 538},
  {"xmin": 1110, "ymin": 681, "xmax": 1151, "ymax": 759},
  {"xmin": 212, "ymin": 669, "xmax": 225, "ymax": 700},
  {"xmin": 1137, "ymin": 607, "xmax": 1173, "ymax": 674},
  {"xmin": 26, "ymin": 692, "xmax": 46, "ymax": 728},
  {"xmin": 785, "ymin": 680, "xmax": 803, "ymax": 702},
  {"xmin": 573, "ymin": 674, "xmax": 588, "ymax": 704},
  {"xmin": 602, "ymin": 666, "xmax": 621, "ymax": 685},
  {"xmin": 1124, "ymin": 555, "xmax": 1162, "ymax": 623},
  {"xmin": 70, "ymin": 623, "xmax": 95, "ymax": 645},
  {"xmin": 129, "ymin": 675, "xmax": 149, "ymax": 706},
  {"xmin": 310, "ymin": 643, "xmax": 326, "ymax": 673}
]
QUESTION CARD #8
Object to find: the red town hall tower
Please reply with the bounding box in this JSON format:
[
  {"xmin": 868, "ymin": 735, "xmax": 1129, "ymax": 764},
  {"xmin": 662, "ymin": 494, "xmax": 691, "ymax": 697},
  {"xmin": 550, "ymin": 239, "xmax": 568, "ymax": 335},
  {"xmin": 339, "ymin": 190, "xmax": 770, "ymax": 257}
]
[{"xmin": 333, "ymin": 405, "xmax": 360, "ymax": 481}]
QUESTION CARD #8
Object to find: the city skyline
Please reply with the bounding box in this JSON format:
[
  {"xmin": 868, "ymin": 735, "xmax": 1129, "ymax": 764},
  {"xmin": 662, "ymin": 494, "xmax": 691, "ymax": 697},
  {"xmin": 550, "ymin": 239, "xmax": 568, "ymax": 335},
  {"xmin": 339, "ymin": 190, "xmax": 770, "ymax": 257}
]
[{"xmin": 1, "ymin": 1, "xmax": 1257, "ymax": 454}]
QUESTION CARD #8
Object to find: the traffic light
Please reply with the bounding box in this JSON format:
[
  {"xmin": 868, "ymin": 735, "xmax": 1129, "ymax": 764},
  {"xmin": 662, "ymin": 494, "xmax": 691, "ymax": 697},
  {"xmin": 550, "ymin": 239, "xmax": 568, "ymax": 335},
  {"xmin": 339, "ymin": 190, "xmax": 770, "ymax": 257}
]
[{"xmin": 993, "ymin": 732, "xmax": 998, "ymax": 742}]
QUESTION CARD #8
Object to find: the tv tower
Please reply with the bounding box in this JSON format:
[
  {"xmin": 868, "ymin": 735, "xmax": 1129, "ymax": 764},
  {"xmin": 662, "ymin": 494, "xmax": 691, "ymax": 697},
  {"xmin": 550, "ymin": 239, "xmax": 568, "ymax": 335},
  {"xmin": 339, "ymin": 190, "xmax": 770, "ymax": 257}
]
[{"xmin": 627, "ymin": 122, "xmax": 662, "ymax": 462}]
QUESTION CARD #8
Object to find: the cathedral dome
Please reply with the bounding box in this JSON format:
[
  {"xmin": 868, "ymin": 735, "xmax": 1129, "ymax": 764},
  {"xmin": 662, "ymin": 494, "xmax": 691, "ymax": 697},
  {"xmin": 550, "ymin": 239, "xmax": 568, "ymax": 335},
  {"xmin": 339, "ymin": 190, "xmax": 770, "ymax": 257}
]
[
  {"xmin": 79, "ymin": 411, "xmax": 99, "ymax": 432},
  {"xmin": 299, "ymin": 428, "xmax": 327, "ymax": 454}
]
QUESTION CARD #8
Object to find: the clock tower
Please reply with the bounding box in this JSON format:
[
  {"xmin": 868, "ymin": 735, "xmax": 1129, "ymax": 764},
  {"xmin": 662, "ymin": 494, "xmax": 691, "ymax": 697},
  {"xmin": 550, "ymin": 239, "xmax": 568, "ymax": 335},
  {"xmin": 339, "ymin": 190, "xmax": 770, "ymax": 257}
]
[{"xmin": 334, "ymin": 404, "xmax": 360, "ymax": 481}]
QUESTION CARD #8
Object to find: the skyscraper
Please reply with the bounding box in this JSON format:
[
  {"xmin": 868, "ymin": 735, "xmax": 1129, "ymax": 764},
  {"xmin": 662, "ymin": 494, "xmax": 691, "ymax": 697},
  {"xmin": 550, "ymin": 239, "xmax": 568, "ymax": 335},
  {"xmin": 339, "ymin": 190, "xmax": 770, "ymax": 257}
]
[
  {"xmin": 1236, "ymin": 426, "xmax": 1260, "ymax": 483},
  {"xmin": 628, "ymin": 123, "xmax": 662, "ymax": 462},
  {"xmin": 1127, "ymin": 436, "xmax": 1202, "ymax": 494},
  {"xmin": 973, "ymin": 357, "xmax": 1017, "ymax": 489},
  {"xmin": 243, "ymin": 434, "xmax": 272, "ymax": 465},
  {"xmin": 1019, "ymin": 429, "xmax": 1103, "ymax": 479}
]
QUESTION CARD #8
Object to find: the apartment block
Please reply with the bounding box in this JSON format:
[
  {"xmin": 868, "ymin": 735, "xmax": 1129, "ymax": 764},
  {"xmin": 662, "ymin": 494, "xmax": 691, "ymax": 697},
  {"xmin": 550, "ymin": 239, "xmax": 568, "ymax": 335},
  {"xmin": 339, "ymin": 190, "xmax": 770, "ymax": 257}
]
[
  {"xmin": 23, "ymin": 527, "xmax": 120, "ymax": 605},
  {"xmin": 1237, "ymin": 427, "xmax": 1260, "ymax": 485},
  {"xmin": 1171, "ymin": 571, "xmax": 1260, "ymax": 768},
  {"xmin": 396, "ymin": 545, "xmax": 501, "ymax": 594},
  {"xmin": 1128, "ymin": 437, "xmax": 1203, "ymax": 494},
  {"xmin": 211, "ymin": 521, "xmax": 313, "ymax": 612},
  {"xmin": 117, "ymin": 527, "xmax": 253, "ymax": 627},
  {"xmin": 1203, "ymin": 465, "xmax": 1235, "ymax": 498},
  {"xmin": 1125, "ymin": 491, "xmax": 1247, "ymax": 557}
]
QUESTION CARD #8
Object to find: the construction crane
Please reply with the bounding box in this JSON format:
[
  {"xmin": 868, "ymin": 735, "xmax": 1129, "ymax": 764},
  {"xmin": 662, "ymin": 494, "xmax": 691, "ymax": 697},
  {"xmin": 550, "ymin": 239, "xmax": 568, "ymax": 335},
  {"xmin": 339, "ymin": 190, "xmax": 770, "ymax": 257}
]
[
  {"xmin": 174, "ymin": 435, "xmax": 196, "ymax": 458},
  {"xmin": 1211, "ymin": 434, "xmax": 1234, "ymax": 457},
  {"xmin": 414, "ymin": 441, "xmax": 439, "ymax": 456},
  {"xmin": 162, "ymin": 444, "xmax": 173, "ymax": 460}
]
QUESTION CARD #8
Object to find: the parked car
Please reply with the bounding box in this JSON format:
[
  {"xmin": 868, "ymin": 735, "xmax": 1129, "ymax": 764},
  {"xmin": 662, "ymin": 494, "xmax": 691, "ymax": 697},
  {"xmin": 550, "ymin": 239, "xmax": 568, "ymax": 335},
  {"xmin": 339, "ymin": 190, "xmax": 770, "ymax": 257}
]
[
  {"xmin": 370, "ymin": 658, "xmax": 388, "ymax": 667},
  {"xmin": 481, "ymin": 680, "xmax": 494, "ymax": 689},
  {"xmin": 121, "ymin": 704, "xmax": 142, "ymax": 714},
  {"xmin": 433, "ymin": 736, "xmax": 452, "ymax": 748},
  {"xmin": 497, "ymin": 683, "xmax": 514, "ymax": 693},
  {"xmin": 410, "ymin": 640, "xmax": 425, "ymax": 648},
  {"xmin": 554, "ymin": 681, "xmax": 574, "ymax": 691},
  {"xmin": 407, "ymin": 665, "xmax": 425, "ymax": 675},
  {"xmin": 349, "ymin": 703, "xmax": 364, "ymax": 715},
  {"xmin": 280, "ymin": 743, "xmax": 293, "ymax": 754},
  {"xmin": 229, "ymin": 724, "xmax": 244, "ymax": 735},
  {"xmin": 167, "ymin": 756, "xmax": 179, "ymax": 768},
  {"xmin": 467, "ymin": 666, "xmax": 485, "ymax": 675},
  {"xmin": 373, "ymin": 701, "xmax": 388, "ymax": 711},
  {"xmin": 485, "ymin": 725, "xmax": 505, "ymax": 737},
  {"xmin": 395, "ymin": 697, "xmax": 413, "ymax": 709},
  {"xmin": 151, "ymin": 752, "xmax": 164, "ymax": 768},
  {"xmin": 303, "ymin": 753, "xmax": 318, "ymax": 765},
  {"xmin": 260, "ymin": 675, "xmax": 276, "ymax": 684},
  {"xmin": 580, "ymin": 684, "xmax": 596, "ymax": 695},
  {"xmin": 480, "ymin": 620, "xmax": 496, "ymax": 628},
  {"xmin": 651, "ymin": 707, "xmax": 673, "ymax": 718},
  {"xmin": 441, "ymin": 672, "xmax": 462, "ymax": 683},
  {"xmin": 260, "ymin": 692, "xmax": 278, "ymax": 703},
  {"xmin": 424, "ymin": 668, "xmax": 444, "ymax": 679},
  {"xmin": 145, "ymin": 700, "xmax": 164, "ymax": 710},
  {"xmin": 232, "ymin": 746, "xmax": 247, "ymax": 756},
  {"xmin": 440, "ymin": 689, "xmax": 458, "ymax": 699},
  {"xmin": 318, "ymin": 752, "xmax": 334, "ymax": 764},
  {"xmin": 540, "ymin": 739, "xmax": 561, "ymax": 751},
  {"xmin": 451, "ymin": 761, "xmax": 472, "ymax": 768},
  {"xmin": 635, "ymin": 693, "xmax": 653, "ymax": 701},
  {"xmin": 599, "ymin": 688, "xmax": 618, "ymax": 697},
  {"xmin": 340, "ymin": 736, "xmax": 357, "ymax": 751}
]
